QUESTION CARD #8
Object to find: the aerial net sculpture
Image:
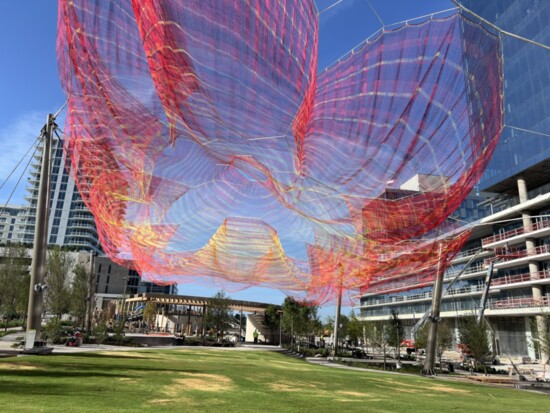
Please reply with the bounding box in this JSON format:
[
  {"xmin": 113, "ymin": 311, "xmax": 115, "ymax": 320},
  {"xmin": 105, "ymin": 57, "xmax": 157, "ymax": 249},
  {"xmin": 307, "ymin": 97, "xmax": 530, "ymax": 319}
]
[{"xmin": 57, "ymin": 0, "xmax": 502, "ymax": 305}]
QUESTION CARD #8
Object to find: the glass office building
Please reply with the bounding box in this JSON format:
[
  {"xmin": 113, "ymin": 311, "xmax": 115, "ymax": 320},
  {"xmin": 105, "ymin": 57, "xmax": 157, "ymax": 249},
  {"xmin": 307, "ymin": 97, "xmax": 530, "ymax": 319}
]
[
  {"xmin": 460, "ymin": 0, "xmax": 550, "ymax": 193},
  {"xmin": 358, "ymin": 1, "xmax": 550, "ymax": 360}
]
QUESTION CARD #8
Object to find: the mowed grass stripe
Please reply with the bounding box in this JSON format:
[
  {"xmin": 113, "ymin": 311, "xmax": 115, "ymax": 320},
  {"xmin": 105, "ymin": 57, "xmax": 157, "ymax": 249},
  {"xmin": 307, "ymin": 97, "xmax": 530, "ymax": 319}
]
[{"xmin": 0, "ymin": 349, "xmax": 547, "ymax": 412}]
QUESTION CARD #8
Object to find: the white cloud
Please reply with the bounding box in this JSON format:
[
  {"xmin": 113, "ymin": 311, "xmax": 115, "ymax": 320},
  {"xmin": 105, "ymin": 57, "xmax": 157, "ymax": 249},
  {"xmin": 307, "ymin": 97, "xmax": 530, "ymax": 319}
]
[{"xmin": 0, "ymin": 111, "xmax": 46, "ymax": 205}]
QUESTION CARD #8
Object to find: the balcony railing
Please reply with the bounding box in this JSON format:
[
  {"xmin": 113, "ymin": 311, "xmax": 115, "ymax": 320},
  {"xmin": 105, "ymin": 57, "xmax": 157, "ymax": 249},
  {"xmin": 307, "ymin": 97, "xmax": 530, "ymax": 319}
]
[
  {"xmin": 444, "ymin": 264, "xmax": 485, "ymax": 279},
  {"xmin": 364, "ymin": 279, "xmax": 433, "ymax": 295},
  {"xmin": 492, "ymin": 244, "xmax": 550, "ymax": 262},
  {"xmin": 535, "ymin": 244, "xmax": 550, "ymax": 255},
  {"xmin": 482, "ymin": 227, "xmax": 524, "ymax": 246},
  {"xmin": 492, "ymin": 270, "xmax": 550, "ymax": 287},
  {"xmin": 493, "ymin": 247, "xmax": 528, "ymax": 261},
  {"xmin": 482, "ymin": 219, "xmax": 550, "ymax": 246},
  {"xmin": 488, "ymin": 296, "xmax": 550, "ymax": 310},
  {"xmin": 453, "ymin": 247, "xmax": 484, "ymax": 260},
  {"xmin": 533, "ymin": 218, "xmax": 550, "ymax": 231}
]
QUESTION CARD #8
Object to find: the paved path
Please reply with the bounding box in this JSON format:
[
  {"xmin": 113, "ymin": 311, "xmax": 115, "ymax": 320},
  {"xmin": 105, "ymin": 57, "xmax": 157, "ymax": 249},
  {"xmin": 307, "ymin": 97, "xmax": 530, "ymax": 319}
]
[{"xmin": 0, "ymin": 330, "xmax": 284, "ymax": 357}]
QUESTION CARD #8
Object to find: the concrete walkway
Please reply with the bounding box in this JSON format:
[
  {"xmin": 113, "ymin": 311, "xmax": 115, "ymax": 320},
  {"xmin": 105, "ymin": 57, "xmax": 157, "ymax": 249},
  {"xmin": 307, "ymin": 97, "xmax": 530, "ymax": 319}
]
[{"xmin": 0, "ymin": 330, "xmax": 284, "ymax": 357}]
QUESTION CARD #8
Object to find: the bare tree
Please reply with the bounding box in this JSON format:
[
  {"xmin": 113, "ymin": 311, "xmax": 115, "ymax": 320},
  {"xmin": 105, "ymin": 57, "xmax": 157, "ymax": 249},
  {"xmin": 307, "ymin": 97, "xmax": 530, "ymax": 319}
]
[{"xmin": 371, "ymin": 321, "xmax": 392, "ymax": 370}]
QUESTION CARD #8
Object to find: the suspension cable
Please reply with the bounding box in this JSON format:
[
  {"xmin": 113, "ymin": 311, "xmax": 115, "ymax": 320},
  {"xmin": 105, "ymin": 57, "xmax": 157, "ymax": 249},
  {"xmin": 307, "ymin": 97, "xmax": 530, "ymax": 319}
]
[{"xmin": 0, "ymin": 133, "xmax": 41, "ymax": 193}]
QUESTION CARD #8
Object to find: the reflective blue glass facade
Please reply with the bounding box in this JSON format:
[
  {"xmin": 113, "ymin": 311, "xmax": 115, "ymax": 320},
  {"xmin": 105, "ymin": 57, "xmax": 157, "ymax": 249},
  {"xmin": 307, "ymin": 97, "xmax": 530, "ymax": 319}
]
[{"xmin": 460, "ymin": 0, "xmax": 550, "ymax": 190}]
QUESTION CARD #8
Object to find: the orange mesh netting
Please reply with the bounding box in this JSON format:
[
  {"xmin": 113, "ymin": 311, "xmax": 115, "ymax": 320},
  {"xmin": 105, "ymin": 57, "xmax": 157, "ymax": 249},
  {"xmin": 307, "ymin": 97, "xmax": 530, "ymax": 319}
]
[{"xmin": 57, "ymin": 1, "xmax": 502, "ymax": 304}]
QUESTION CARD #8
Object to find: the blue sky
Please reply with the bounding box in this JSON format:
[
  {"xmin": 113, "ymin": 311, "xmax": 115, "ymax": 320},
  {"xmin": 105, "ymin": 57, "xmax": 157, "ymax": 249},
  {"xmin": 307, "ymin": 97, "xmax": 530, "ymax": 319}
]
[{"xmin": 0, "ymin": 0, "xmax": 454, "ymax": 318}]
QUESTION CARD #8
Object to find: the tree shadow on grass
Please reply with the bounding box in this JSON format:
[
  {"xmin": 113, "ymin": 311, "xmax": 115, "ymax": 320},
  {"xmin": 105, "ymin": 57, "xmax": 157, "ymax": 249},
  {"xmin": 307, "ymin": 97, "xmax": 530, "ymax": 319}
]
[{"xmin": 0, "ymin": 368, "xmax": 129, "ymax": 380}]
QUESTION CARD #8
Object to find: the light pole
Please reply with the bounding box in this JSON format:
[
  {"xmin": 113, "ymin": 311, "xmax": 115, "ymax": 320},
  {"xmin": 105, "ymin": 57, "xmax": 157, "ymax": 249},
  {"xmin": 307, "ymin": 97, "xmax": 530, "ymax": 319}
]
[
  {"xmin": 332, "ymin": 264, "xmax": 344, "ymax": 357},
  {"xmin": 121, "ymin": 276, "xmax": 128, "ymax": 328},
  {"xmin": 396, "ymin": 325, "xmax": 401, "ymax": 368},
  {"xmin": 291, "ymin": 315, "xmax": 294, "ymax": 350},
  {"xmin": 277, "ymin": 310, "xmax": 283, "ymax": 348},
  {"xmin": 85, "ymin": 251, "xmax": 97, "ymax": 333}
]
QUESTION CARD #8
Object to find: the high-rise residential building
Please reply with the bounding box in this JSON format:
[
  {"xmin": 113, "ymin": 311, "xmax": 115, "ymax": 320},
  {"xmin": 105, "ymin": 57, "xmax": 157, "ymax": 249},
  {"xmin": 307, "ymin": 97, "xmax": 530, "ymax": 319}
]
[
  {"xmin": 358, "ymin": 1, "xmax": 550, "ymax": 361},
  {"xmin": 16, "ymin": 136, "xmax": 102, "ymax": 253},
  {"xmin": 0, "ymin": 205, "xmax": 25, "ymax": 244}
]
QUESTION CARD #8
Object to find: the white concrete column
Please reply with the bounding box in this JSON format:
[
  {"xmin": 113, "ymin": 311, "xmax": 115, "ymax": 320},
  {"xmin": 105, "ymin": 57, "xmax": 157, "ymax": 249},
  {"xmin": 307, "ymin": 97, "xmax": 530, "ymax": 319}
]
[
  {"xmin": 517, "ymin": 177, "xmax": 528, "ymax": 203},
  {"xmin": 524, "ymin": 316, "xmax": 537, "ymax": 360}
]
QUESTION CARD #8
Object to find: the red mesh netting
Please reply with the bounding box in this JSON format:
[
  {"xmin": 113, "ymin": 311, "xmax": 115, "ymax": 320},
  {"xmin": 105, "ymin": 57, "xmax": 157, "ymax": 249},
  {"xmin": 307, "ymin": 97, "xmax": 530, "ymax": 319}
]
[{"xmin": 57, "ymin": 0, "xmax": 502, "ymax": 305}]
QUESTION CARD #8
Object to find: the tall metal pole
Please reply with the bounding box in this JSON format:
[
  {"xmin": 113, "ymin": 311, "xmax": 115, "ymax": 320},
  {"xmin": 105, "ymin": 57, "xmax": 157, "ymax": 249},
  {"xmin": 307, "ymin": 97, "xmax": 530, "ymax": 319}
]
[
  {"xmin": 85, "ymin": 251, "xmax": 96, "ymax": 333},
  {"xmin": 423, "ymin": 243, "xmax": 445, "ymax": 376},
  {"xmin": 121, "ymin": 276, "xmax": 128, "ymax": 324},
  {"xmin": 332, "ymin": 264, "xmax": 344, "ymax": 357},
  {"xmin": 278, "ymin": 310, "xmax": 282, "ymax": 348},
  {"xmin": 25, "ymin": 114, "xmax": 55, "ymax": 345}
]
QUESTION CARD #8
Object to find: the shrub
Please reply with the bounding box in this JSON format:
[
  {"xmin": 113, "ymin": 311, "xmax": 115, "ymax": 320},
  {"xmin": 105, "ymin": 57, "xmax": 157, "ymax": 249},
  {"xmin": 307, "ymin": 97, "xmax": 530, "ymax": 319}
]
[
  {"xmin": 42, "ymin": 318, "xmax": 66, "ymax": 344},
  {"xmin": 94, "ymin": 322, "xmax": 109, "ymax": 344}
]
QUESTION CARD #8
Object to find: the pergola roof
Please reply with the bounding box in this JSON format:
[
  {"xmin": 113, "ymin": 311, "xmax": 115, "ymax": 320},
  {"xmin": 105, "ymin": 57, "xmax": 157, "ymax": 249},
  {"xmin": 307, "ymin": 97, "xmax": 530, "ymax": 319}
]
[{"xmin": 125, "ymin": 293, "xmax": 279, "ymax": 313}]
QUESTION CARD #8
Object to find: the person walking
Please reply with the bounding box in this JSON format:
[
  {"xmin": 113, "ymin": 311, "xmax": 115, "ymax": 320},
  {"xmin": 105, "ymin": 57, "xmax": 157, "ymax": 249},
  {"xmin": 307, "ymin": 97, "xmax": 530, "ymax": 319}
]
[{"xmin": 253, "ymin": 329, "xmax": 259, "ymax": 344}]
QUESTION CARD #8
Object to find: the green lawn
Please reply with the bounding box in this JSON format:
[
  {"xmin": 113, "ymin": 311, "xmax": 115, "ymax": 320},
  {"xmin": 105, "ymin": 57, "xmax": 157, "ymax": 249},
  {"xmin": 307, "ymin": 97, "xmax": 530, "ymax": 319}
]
[{"xmin": 0, "ymin": 348, "xmax": 547, "ymax": 412}]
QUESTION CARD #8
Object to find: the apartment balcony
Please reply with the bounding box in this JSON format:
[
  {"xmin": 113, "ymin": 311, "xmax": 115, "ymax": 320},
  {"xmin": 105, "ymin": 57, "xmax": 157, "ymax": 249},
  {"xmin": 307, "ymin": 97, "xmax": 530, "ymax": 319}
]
[
  {"xmin": 488, "ymin": 296, "xmax": 550, "ymax": 311},
  {"xmin": 482, "ymin": 218, "xmax": 550, "ymax": 248},
  {"xmin": 69, "ymin": 222, "xmax": 98, "ymax": 232},
  {"xmin": 492, "ymin": 244, "xmax": 550, "ymax": 270},
  {"xmin": 363, "ymin": 263, "xmax": 489, "ymax": 297},
  {"xmin": 360, "ymin": 270, "xmax": 550, "ymax": 310},
  {"xmin": 71, "ymin": 213, "xmax": 95, "ymax": 221},
  {"xmin": 451, "ymin": 247, "xmax": 492, "ymax": 264},
  {"xmin": 362, "ymin": 278, "xmax": 434, "ymax": 296},
  {"xmin": 360, "ymin": 284, "xmax": 489, "ymax": 308},
  {"xmin": 492, "ymin": 270, "xmax": 550, "ymax": 289},
  {"xmin": 65, "ymin": 240, "xmax": 102, "ymax": 253},
  {"xmin": 67, "ymin": 234, "xmax": 100, "ymax": 245},
  {"xmin": 444, "ymin": 263, "xmax": 486, "ymax": 281},
  {"xmin": 23, "ymin": 194, "xmax": 38, "ymax": 202}
]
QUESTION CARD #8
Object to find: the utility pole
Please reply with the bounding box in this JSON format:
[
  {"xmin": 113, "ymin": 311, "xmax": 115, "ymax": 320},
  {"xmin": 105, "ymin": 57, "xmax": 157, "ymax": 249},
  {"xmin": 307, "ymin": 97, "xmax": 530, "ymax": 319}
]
[
  {"xmin": 423, "ymin": 243, "xmax": 445, "ymax": 376},
  {"xmin": 25, "ymin": 114, "xmax": 56, "ymax": 348}
]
